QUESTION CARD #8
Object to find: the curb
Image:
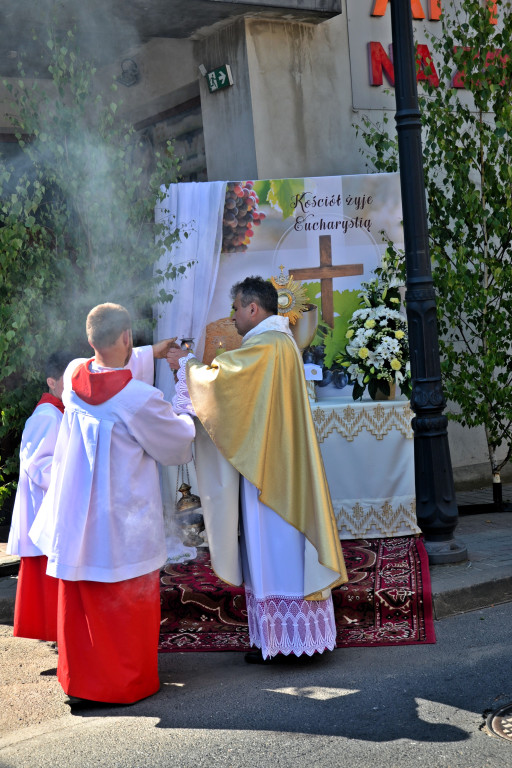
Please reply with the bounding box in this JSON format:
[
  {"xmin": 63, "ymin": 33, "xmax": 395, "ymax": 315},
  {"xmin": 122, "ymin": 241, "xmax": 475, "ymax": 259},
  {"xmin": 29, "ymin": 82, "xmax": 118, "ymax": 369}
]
[
  {"xmin": 432, "ymin": 576, "xmax": 512, "ymax": 620},
  {"xmin": 0, "ymin": 560, "xmax": 20, "ymax": 578}
]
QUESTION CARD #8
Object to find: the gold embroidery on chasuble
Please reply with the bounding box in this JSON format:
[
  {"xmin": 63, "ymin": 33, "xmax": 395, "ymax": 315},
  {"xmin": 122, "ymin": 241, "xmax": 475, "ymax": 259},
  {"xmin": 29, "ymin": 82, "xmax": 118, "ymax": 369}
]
[{"xmin": 186, "ymin": 330, "xmax": 347, "ymax": 597}]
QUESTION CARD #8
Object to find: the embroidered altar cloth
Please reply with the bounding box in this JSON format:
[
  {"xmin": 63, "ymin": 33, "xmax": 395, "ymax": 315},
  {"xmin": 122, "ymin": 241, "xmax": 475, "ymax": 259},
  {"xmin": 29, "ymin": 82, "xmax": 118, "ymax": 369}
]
[{"xmin": 312, "ymin": 396, "xmax": 419, "ymax": 540}]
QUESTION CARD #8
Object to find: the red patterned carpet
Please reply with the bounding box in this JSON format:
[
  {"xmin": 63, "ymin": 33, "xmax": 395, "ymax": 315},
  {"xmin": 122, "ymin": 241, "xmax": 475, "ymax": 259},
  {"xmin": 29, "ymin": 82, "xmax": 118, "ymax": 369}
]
[{"xmin": 159, "ymin": 536, "xmax": 435, "ymax": 653}]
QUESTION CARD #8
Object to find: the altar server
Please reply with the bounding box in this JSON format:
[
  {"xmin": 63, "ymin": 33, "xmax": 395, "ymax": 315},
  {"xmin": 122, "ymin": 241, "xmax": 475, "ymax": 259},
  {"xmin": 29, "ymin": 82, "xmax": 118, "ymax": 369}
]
[
  {"xmin": 167, "ymin": 276, "xmax": 347, "ymax": 663},
  {"xmin": 30, "ymin": 303, "xmax": 195, "ymax": 706},
  {"xmin": 7, "ymin": 351, "xmax": 72, "ymax": 641}
]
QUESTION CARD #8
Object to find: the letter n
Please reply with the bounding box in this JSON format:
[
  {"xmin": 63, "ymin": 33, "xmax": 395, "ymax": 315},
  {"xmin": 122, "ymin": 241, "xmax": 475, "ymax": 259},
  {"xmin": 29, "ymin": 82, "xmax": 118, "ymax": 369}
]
[{"xmin": 368, "ymin": 42, "xmax": 395, "ymax": 86}]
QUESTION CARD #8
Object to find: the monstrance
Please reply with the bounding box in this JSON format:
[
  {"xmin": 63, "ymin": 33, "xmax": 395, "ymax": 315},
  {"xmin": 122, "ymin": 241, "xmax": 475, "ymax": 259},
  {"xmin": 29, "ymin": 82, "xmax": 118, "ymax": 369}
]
[{"xmin": 270, "ymin": 265, "xmax": 322, "ymax": 400}]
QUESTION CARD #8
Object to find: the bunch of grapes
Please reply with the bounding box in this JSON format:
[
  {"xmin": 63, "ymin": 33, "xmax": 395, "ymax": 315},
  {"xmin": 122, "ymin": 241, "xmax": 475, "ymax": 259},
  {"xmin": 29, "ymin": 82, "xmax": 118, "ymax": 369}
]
[{"xmin": 222, "ymin": 181, "xmax": 266, "ymax": 253}]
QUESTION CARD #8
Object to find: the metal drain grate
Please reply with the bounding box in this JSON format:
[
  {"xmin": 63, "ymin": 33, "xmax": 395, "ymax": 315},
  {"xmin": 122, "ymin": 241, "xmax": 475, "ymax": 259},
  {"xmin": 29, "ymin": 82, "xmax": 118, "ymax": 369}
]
[{"xmin": 486, "ymin": 703, "xmax": 512, "ymax": 741}]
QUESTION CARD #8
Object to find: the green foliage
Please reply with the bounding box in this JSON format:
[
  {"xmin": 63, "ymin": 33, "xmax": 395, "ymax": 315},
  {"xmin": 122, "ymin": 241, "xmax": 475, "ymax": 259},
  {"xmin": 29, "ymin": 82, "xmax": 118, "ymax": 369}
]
[
  {"xmin": 355, "ymin": 0, "xmax": 512, "ymax": 474},
  {"xmin": 355, "ymin": 113, "xmax": 399, "ymax": 175},
  {"xmin": 253, "ymin": 179, "xmax": 271, "ymax": 205},
  {"xmin": 0, "ymin": 26, "xmax": 184, "ymax": 505},
  {"xmin": 304, "ymin": 283, "xmax": 362, "ymax": 369},
  {"xmin": 262, "ymin": 178, "xmax": 305, "ymax": 219}
]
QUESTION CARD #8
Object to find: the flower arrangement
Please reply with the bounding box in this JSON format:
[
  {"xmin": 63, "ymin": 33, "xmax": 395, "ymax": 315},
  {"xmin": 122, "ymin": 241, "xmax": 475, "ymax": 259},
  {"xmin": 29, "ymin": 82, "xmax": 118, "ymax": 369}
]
[{"xmin": 335, "ymin": 256, "xmax": 412, "ymax": 401}]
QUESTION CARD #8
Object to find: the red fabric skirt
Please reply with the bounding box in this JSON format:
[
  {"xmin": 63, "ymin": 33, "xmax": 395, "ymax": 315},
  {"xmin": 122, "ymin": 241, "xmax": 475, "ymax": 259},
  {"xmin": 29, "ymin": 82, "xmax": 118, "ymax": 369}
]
[
  {"xmin": 13, "ymin": 555, "xmax": 58, "ymax": 642},
  {"xmin": 57, "ymin": 571, "xmax": 161, "ymax": 704}
]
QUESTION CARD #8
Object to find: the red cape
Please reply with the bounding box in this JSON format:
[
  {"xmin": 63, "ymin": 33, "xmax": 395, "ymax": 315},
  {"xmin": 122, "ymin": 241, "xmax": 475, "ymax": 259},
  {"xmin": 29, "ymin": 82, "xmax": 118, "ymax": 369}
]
[{"xmin": 71, "ymin": 360, "xmax": 132, "ymax": 405}]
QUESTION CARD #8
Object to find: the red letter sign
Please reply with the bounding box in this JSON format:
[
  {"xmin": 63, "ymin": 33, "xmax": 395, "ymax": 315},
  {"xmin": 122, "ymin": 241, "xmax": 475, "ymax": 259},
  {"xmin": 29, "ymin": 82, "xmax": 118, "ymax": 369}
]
[
  {"xmin": 369, "ymin": 42, "xmax": 395, "ymax": 86},
  {"xmin": 372, "ymin": 0, "xmax": 427, "ymax": 18}
]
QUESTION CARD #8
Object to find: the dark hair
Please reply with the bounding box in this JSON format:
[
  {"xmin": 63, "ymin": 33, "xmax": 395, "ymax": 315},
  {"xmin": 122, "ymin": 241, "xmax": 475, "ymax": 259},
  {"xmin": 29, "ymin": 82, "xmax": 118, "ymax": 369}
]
[
  {"xmin": 230, "ymin": 276, "xmax": 278, "ymax": 314},
  {"xmin": 45, "ymin": 351, "xmax": 73, "ymax": 380},
  {"xmin": 86, "ymin": 303, "xmax": 131, "ymax": 349}
]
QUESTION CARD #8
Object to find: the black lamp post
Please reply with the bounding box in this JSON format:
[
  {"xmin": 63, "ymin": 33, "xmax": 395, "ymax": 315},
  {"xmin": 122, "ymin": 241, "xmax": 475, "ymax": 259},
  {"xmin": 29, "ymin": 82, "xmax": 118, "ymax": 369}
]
[{"xmin": 389, "ymin": 0, "xmax": 467, "ymax": 564}]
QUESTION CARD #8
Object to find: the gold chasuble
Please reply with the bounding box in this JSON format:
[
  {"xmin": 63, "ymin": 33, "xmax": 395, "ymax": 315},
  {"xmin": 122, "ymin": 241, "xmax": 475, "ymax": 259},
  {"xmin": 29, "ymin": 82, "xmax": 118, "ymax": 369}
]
[{"xmin": 186, "ymin": 328, "xmax": 348, "ymax": 600}]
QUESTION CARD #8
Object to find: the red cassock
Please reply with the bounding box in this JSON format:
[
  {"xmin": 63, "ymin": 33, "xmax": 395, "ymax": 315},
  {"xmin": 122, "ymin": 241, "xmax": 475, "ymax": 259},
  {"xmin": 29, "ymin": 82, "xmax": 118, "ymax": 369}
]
[
  {"xmin": 57, "ymin": 571, "xmax": 161, "ymax": 704},
  {"xmin": 8, "ymin": 394, "xmax": 65, "ymax": 642},
  {"xmin": 14, "ymin": 555, "xmax": 59, "ymax": 641}
]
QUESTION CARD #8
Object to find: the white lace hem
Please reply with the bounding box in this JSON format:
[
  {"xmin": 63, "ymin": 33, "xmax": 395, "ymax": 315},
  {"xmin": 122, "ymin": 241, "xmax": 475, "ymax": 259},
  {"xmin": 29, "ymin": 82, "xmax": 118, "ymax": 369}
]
[
  {"xmin": 245, "ymin": 589, "xmax": 337, "ymax": 659},
  {"xmin": 171, "ymin": 353, "xmax": 196, "ymax": 416}
]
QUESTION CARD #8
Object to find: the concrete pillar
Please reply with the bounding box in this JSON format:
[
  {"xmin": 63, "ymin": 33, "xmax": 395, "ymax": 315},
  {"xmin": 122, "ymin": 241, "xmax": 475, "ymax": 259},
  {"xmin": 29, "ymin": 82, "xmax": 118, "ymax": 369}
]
[
  {"xmin": 196, "ymin": 13, "xmax": 366, "ymax": 182},
  {"xmin": 195, "ymin": 20, "xmax": 258, "ymax": 181}
]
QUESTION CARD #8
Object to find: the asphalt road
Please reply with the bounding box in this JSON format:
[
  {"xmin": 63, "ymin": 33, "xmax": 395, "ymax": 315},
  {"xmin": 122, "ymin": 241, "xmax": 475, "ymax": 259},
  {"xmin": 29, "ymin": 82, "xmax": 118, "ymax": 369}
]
[{"xmin": 1, "ymin": 602, "xmax": 511, "ymax": 768}]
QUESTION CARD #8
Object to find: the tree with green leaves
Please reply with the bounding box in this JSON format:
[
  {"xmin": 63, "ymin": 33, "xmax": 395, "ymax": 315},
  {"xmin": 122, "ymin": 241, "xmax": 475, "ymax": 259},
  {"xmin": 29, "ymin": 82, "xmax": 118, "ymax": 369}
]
[
  {"xmin": 0, "ymin": 27, "xmax": 185, "ymax": 513},
  {"xmin": 356, "ymin": 0, "xmax": 512, "ymax": 487}
]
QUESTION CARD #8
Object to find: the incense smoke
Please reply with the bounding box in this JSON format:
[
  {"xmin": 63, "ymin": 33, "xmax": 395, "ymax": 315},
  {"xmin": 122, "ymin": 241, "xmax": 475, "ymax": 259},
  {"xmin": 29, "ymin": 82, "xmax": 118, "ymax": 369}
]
[{"xmin": 0, "ymin": 0, "xmax": 172, "ymax": 353}]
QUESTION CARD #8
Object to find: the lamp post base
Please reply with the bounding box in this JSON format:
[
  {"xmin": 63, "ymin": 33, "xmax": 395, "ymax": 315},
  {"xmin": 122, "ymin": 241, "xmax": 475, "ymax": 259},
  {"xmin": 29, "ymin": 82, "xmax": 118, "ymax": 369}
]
[{"xmin": 423, "ymin": 538, "xmax": 468, "ymax": 565}]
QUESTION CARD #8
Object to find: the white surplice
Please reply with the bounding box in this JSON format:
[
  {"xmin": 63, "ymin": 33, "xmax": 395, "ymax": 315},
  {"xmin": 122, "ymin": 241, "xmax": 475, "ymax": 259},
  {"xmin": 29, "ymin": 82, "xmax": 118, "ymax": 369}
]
[
  {"xmin": 173, "ymin": 318, "xmax": 337, "ymax": 659},
  {"xmin": 30, "ymin": 346, "xmax": 196, "ymax": 582},
  {"xmin": 7, "ymin": 402, "xmax": 63, "ymax": 557}
]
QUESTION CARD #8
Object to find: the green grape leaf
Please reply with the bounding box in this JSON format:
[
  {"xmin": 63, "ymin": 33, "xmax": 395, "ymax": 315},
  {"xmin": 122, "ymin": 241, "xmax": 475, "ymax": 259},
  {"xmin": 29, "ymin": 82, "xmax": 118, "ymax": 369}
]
[
  {"xmin": 253, "ymin": 179, "xmax": 271, "ymax": 205},
  {"xmin": 267, "ymin": 178, "xmax": 304, "ymax": 219}
]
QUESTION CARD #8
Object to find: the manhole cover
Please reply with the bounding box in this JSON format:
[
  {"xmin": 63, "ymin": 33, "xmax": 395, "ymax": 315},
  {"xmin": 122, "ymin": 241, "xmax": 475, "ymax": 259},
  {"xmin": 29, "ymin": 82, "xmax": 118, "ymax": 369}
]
[{"xmin": 486, "ymin": 703, "xmax": 512, "ymax": 741}]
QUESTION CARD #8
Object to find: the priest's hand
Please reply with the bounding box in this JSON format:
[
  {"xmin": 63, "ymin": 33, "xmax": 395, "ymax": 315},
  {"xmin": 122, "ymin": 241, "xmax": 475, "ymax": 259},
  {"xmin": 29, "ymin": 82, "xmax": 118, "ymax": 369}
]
[
  {"xmin": 152, "ymin": 337, "xmax": 179, "ymax": 359},
  {"xmin": 166, "ymin": 348, "xmax": 190, "ymax": 371}
]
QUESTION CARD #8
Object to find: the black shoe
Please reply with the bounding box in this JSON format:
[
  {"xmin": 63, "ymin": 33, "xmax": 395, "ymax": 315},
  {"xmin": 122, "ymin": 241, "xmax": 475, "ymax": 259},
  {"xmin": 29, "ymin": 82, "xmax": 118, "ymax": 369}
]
[
  {"xmin": 65, "ymin": 696, "xmax": 122, "ymax": 710},
  {"xmin": 40, "ymin": 667, "xmax": 57, "ymax": 676}
]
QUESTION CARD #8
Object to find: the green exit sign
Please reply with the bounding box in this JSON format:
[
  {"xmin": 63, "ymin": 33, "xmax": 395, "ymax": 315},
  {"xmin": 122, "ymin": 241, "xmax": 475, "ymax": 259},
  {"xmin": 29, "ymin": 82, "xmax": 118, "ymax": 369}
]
[{"xmin": 206, "ymin": 65, "xmax": 234, "ymax": 93}]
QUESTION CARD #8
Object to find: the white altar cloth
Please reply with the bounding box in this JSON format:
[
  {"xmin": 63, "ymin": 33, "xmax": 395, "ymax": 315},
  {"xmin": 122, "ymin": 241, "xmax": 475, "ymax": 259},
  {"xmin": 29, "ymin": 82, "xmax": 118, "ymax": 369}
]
[{"xmin": 311, "ymin": 396, "xmax": 419, "ymax": 540}]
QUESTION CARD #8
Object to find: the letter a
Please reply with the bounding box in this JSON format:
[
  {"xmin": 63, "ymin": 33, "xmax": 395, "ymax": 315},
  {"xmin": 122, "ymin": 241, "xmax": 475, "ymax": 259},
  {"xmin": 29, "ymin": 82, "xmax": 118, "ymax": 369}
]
[{"xmin": 372, "ymin": 0, "xmax": 427, "ymax": 19}]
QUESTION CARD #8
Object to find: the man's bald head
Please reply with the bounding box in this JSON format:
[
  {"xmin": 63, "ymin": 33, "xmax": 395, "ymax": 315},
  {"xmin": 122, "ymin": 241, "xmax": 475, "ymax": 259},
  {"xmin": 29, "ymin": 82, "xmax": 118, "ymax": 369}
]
[{"xmin": 86, "ymin": 303, "xmax": 132, "ymax": 350}]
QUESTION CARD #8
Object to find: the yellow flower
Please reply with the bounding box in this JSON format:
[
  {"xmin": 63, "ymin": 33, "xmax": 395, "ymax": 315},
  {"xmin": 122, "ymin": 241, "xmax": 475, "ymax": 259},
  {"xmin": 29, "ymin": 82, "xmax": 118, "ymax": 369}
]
[
  {"xmin": 395, "ymin": 330, "xmax": 405, "ymax": 339},
  {"xmin": 364, "ymin": 319, "xmax": 376, "ymax": 329},
  {"xmin": 346, "ymin": 329, "xmax": 354, "ymax": 339},
  {"xmin": 391, "ymin": 358, "xmax": 401, "ymax": 371},
  {"xmin": 359, "ymin": 347, "xmax": 369, "ymax": 359}
]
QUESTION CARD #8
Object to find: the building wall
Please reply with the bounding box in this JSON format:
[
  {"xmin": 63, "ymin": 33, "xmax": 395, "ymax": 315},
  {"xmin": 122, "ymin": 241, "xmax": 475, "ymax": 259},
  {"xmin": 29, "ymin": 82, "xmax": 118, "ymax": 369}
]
[{"xmin": 101, "ymin": 37, "xmax": 199, "ymax": 126}]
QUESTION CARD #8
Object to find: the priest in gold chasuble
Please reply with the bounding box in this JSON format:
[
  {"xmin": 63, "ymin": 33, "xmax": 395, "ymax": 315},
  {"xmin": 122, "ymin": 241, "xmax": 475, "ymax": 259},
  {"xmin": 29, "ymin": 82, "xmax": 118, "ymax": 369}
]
[{"xmin": 168, "ymin": 276, "xmax": 347, "ymax": 663}]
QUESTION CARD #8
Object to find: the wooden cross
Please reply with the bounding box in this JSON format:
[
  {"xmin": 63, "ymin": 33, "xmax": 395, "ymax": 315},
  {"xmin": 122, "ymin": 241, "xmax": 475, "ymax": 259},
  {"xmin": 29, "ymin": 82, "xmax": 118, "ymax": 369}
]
[{"xmin": 291, "ymin": 235, "xmax": 363, "ymax": 327}]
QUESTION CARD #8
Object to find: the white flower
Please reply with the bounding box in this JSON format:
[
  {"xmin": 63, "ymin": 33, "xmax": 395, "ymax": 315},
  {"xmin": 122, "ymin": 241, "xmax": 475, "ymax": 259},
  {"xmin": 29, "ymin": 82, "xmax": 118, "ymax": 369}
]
[
  {"xmin": 347, "ymin": 363, "xmax": 365, "ymax": 385},
  {"xmin": 340, "ymin": 273, "xmax": 410, "ymax": 394},
  {"xmin": 352, "ymin": 308, "xmax": 372, "ymax": 321}
]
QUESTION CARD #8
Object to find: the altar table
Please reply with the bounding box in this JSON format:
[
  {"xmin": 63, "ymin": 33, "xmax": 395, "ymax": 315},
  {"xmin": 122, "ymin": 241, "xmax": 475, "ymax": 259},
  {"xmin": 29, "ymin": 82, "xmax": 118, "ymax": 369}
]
[{"xmin": 311, "ymin": 396, "xmax": 419, "ymax": 540}]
